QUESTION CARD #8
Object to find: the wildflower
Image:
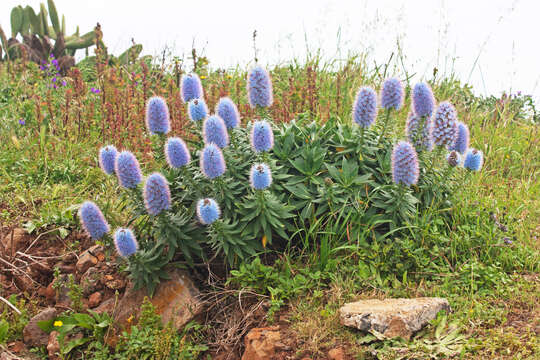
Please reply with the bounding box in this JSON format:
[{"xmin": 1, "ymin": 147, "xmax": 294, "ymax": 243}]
[
  {"xmin": 113, "ymin": 228, "xmax": 138, "ymax": 257},
  {"xmin": 247, "ymin": 65, "xmax": 273, "ymax": 108},
  {"xmin": 380, "ymin": 77, "xmax": 404, "ymax": 110},
  {"xmin": 143, "ymin": 173, "xmax": 171, "ymax": 215},
  {"xmin": 391, "ymin": 141, "xmax": 420, "ymax": 186},
  {"xmin": 216, "ymin": 97, "xmax": 240, "ymax": 128},
  {"xmin": 61, "ymin": 80, "xmax": 67, "ymax": 87},
  {"xmin": 53, "ymin": 321, "xmax": 63, "ymax": 327},
  {"xmin": 196, "ymin": 198, "xmax": 220, "ymax": 225},
  {"xmin": 18, "ymin": 119, "xmax": 25, "ymax": 126},
  {"xmin": 463, "ymin": 148, "xmax": 483, "ymax": 171},
  {"xmin": 188, "ymin": 98, "xmax": 208, "ymax": 122},
  {"xmin": 203, "ymin": 115, "xmax": 229, "ymax": 148},
  {"xmin": 200, "ymin": 143, "xmax": 226, "ymax": 179},
  {"xmin": 432, "ymin": 101, "xmax": 458, "ymax": 147},
  {"xmin": 352, "ymin": 86, "xmax": 378, "ymax": 128},
  {"xmin": 99, "ymin": 145, "xmax": 118, "ymax": 175},
  {"xmin": 406, "ymin": 111, "xmax": 433, "ymax": 151},
  {"xmin": 412, "ymin": 82, "xmax": 435, "ymax": 118},
  {"xmin": 448, "ymin": 121, "xmax": 469, "ymax": 154},
  {"xmin": 145, "ymin": 96, "xmax": 171, "ymax": 135},
  {"xmin": 78, "ymin": 201, "xmax": 110, "ymax": 239},
  {"xmin": 446, "ymin": 150, "xmax": 462, "ymax": 167},
  {"xmin": 250, "ymin": 120, "xmax": 274, "ymax": 152},
  {"xmin": 115, "ymin": 151, "xmax": 143, "ymax": 188},
  {"xmin": 181, "ymin": 73, "xmax": 203, "ymax": 103},
  {"xmin": 249, "ymin": 163, "xmax": 272, "ymax": 190},
  {"xmin": 165, "ymin": 137, "xmax": 191, "ymax": 168},
  {"xmin": 91, "ymin": 87, "xmax": 101, "ymax": 94}
]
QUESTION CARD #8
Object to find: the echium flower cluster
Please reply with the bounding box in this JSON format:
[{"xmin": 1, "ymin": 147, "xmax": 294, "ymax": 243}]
[
  {"xmin": 352, "ymin": 86, "xmax": 378, "ymax": 128},
  {"xmin": 391, "ymin": 141, "xmax": 420, "ymax": 186},
  {"xmin": 406, "ymin": 112, "xmax": 433, "ymax": 152},
  {"xmin": 432, "ymin": 101, "xmax": 458, "ymax": 147}
]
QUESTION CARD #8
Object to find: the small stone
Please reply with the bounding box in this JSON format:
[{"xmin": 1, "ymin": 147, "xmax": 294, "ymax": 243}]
[
  {"xmin": 1, "ymin": 228, "xmax": 26, "ymax": 256},
  {"xmin": 94, "ymin": 297, "xmax": 116, "ymax": 314},
  {"xmin": 328, "ymin": 347, "xmax": 345, "ymax": 360},
  {"xmin": 80, "ymin": 267, "xmax": 102, "ymax": 296},
  {"xmin": 76, "ymin": 245, "xmax": 104, "ymax": 273},
  {"xmin": 88, "ymin": 292, "xmax": 102, "ymax": 308},
  {"xmin": 339, "ymin": 297, "xmax": 450, "ymax": 340},
  {"xmin": 47, "ymin": 331, "xmax": 60, "ymax": 360},
  {"xmin": 23, "ymin": 307, "xmax": 58, "ymax": 347},
  {"xmin": 114, "ymin": 269, "xmax": 202, "ymax": 331},
  {"xmin": 104, "ymin": 279, "xmax": 125, "ymax": 290},
  {"xmin": 241, "ymin": 326, "xmax": 282, "ymax": 360}
]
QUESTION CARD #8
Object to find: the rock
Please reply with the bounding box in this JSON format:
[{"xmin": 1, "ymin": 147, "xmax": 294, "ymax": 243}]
[
  {"xmin": 23, "ymin": 307, "xmax": 58, "ymax": 347},
  {"xmin": 0, "ymin": 352, "xmax": 16, "ymax": 360},
  {"xmin": 47, "ymin": 331, "xmax": 60, "ymax": 360},
  {"xmin": 1, "ymin": 228, "xmax": 26, "ymax": 256},
  {"xmin": 114, "ymin": 269, "xmax": 202, "ymax": 330},
  {"xmin": 242, "ymin": 326, "xmax": 282, "ymax": 360},
  {"xmin": 328, "ymin": 347, "xmax": 345, "ymax": 360},
  {"xmin": 80, "ymin": 267, "xmax": 102, "ymax": 295},
  {"xmin": 88, "ymin": 292, "xmax": 102, "ymax": 308},
  {"xmin": 94, "ymin": 297, "xmax": 116, "ymax": 314},
  {"xmin": 339, "ymin": 297, "xmax": 450, "ymax": 340},
  {"xmin": 76, "ymin": 245, "xmax": 104, "ymax": 273}
]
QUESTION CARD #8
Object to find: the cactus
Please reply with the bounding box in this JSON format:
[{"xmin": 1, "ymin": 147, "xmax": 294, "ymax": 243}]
[
  {"xmin": 47, "ymin": 0, "xmax": 61, "ymax": 36},
  {"xmin": 25, "ymin": 6, "xmax": 40, "ymax": 35},
  {"xmin": 10, "ymin": 6, "xmax": 24, "ymax": 37}
]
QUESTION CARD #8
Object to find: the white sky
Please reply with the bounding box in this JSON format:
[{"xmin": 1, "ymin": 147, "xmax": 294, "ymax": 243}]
[{"xmin": 2, "ymin": 0, "xmax": 540, "ymax": 102}]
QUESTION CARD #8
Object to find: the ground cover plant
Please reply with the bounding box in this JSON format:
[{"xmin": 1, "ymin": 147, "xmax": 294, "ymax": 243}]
[{"xmin": 0, "ymin": 40, "xmax": 538, "ymax": 359}]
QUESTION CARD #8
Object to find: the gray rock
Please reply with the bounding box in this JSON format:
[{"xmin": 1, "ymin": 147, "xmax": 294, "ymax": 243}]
[
  {"xmin": 339, "ymin": 297, "xmax": 450, "ymax": 340},
  {"xmin": 23, "ymin": 307, "xmax": 58, "ymax": 347},
  {"xmin": 76, "ymin": 245, "xmax": 104, "ymax": 273}
]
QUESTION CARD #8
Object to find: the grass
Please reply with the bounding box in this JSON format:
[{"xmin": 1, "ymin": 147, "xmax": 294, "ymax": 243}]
[{"xmin": 0, "ymin": 49, "xmax": 538, "ymax": 359}]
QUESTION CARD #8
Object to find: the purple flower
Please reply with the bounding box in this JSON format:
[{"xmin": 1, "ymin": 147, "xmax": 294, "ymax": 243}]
[
  {"xmin": 463, "ymin": 148, "xmax": 483, "ymax": 171},
  {"xmin": 145, "ymin": 96, "xmax": 171, "ymax": 135},
  {"xmin": 61, "ymin": 80, "xmax": 67, "ymax": 87},
  {"xmin": 200, "ymin": 143, "xmax": 226, "ymax": 179},
  {"xmin": 380, "ymin": 78, "xmax": 404, "ymax": 110},
  {"xmin": 91, "ymin": 87, "xmax": 101, "ymax": 94},
  {"xmin": 391, "ymin": 141, "xmax": 420, "ymax": 186},
  {"xmin": 196, "ymin": 198, "xmax": 220, "ymax": 225},
  {"xmin": 79, "ymin": 201, "xmax": 110, "ymax": 240},
  {"xmin": 216, "ymin": 97, "xmax": 240, "ymax": 128},
  {"xmin": 448, "ymin": 121, "xmax": 469, "ymax": 154},
  {"xmin": 247, "ymin": 65, "xmax": 273, "ymax": 108},
  {"xmin": 18, "ymin": 119, "xmax": 25, "ymax": 126},
  {"xmin": 432, "ymin": 101, "xmax": 458, "ymax": 147},
  {"xmin": 52, "ymin": 77, "xmax": 57, "ymax": 83},
  {"xmin": 188, "ymin": 98, "xmax": 208, "ymax": 122},
  {"xmin": 413, "ymin": 82, "xmax": 435, "ymax": 118},
  {"xmin": 99, "ymin": 145, "xmax": 118, "ymax": 175},
  {"xmin": 114, "ymin": 228, "xmax": 138, "ymax": 257},
  {"xmin": 115, "ymin": 151, "xmax": 143, "ymax": 189},
  {"xmin": 250, "ymin": 163, "xmax": 272, "ymax": 190},
  {"xmin": 203, "ymin": 115, "xmax": 229, "ymax": 148},
  {"xmin": 181, "ymin": 73, "xmax": 203, "ymax": 103},
  {"xmin": 406, "ymin": 111, "xmax": 433, "ymax": 152},
  {"xmin": 143, "ymin": 172, "xmax": 171, "ymax": 216},
  {"xmin": 165, "ymin": 137, "xmax": 191, "ymax": 168},
  {"xmin": 352, "ymin": 86, "xmax": 378, "ymax": 128}
]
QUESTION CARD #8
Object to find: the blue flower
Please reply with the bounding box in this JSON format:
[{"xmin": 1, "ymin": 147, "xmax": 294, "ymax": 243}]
[
  {"xmin": 432, "ymin": 101, "xmax": 458, "ymax": 147},
  {"xmin": 380, "ymin": 78, "xmax": 404, "ymax": 110},
  {"xmin": 250, "ymin": 120, "xmax": 274, "ymax": 152},
  {"xmin": 99, "ymin": 145, "xmax": 118, "ymax": 175},
  {"xmin": 446, "ymin": 150, "xmax": 462, "ymax": 167},
  {"xmin": 216, "ymin": 97, "xmax": 240, "ymax": 128},
  {"xmin": 18, "ymin": 119, "xmax": 25, "ymax": 126},
  {"xmin": 412, "ymin": 82, "xmax": 435, "ymax": 118},
  {"xmin": 143, "ymin": 173, "xmax": 171, "ymax": 216},
  {"xmin": 165, "ymin": 137, "xmax": 191, "ymax": 168},
  {"xmin": 115, "ymin": 151, "xmax": 143, "ymax": 189},
  {"xmin": 203, "ymin": 115, "xmax": 229, "ymax": 148},
  {"xmin": 145, "ymin": 96, "xmax": 170, "ymax": 135},
  {"xmin": 113, "ymin": 228, "xmax": 138, "ymax": 257},
  {"xmin": 250, "ymin": 163, "xmax": 272, "ymax": 190},
  {"xmin": 406, "ymin": 111, "xmax": 433, "ymax": 152},
  {"xmin": 181, "ymin": 73, "xmax": 203, "ymax": 103},
  {"xmin": 79, "ymin": 201, "xmax": 110, "ymax": 239},
  {"xmin": 188, "ymin": 98, "xmax": 208, "ymax": 122},
  {"xmin": 448, "ymin": 121, "xmax": 469, "ymax": 154},
  {"xmin": 247, "ymin": 65, "xmax": 273, "ymax": 108},
  {"xmin": 352, "ymin": 86, "xmax": 378, "ymax": 128},
  {"xmin": 391, "ymin": 141, "xmax": 420, "ymax": 186},
  {"xmin": 200, "ymin": 143, "xmax": 226, "ymax": 179},
  {"xmin": 196, "ymin": 198, "xmax": 220, "ymax": 225},
  {"xmin": 463, "ymin": 148, "xmax": 483, "ymax": 171}
]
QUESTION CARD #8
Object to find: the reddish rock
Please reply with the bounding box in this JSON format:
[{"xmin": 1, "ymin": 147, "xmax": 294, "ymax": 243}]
[
  {"xmin": 88, "ymin": 292, "xmax": 103, "ymax": 308},
  {"xmin": 47, "ymin": 331, "xmax": 60, "ymax": 360},
  {"xmin": 242, "ymin": 326, "xmax": 283, "ymax": 360},
  {"xmin": 94, "ymin": 297, "xmax": 116, "ymax": 314},
  {"xmin": 23, "ymin": 307, "xmax": 58, "ymax": 347},
  {"xmin": 328, "ymin": 347, "xmax": 345, "ymax": 360},
  {"xmin": 76, "ymin": 251, "xmax": 98, "ymax": 273},
  {"xmin": 114, "ymin": 269, "xmax": 202, "ymax": 331},
  {"xmin": 1, "ymin": 228, "xmax": 26, "ymax": 256}
]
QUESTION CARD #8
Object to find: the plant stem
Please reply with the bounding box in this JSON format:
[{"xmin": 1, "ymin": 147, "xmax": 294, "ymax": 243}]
[{"xmin": 377, "ymin": 109, "xmax": 392, "ymax": 146}]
